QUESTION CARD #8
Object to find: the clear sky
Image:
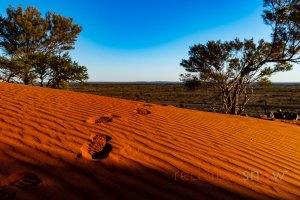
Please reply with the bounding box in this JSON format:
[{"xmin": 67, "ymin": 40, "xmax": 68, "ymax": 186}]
[{"xmin": 1, "ymin": 0, "xmax": 299, "ymax": 82}]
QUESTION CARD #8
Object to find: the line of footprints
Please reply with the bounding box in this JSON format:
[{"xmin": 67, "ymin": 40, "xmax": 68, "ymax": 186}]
[
  {"xmin": 80, "ymin": 105, "xmax": 151, "ymax": 160},
  {"xmin": 0, "ymin": 106, "xmax": 152, "ymax": 199}
]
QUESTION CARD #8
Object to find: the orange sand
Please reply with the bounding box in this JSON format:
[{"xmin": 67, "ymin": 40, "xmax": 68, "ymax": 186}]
[{"xmin": 0, "ymin": 82, "xmax": 300, "ymax": 199}]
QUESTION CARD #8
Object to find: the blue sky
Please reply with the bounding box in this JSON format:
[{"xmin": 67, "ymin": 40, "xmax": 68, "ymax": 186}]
[{"xmin": 1, "ymin": 0, "xmax": 299, "ymax": 82}]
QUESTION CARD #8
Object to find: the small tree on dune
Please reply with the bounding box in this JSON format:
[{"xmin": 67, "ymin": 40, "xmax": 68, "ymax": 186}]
[
  {"xmin": 180, "ymin": 0, "xmax": 300, "ymax": 115},
  {"xmin": 0, "ymin": 6, "xmax": 88, "ymax": 87}
]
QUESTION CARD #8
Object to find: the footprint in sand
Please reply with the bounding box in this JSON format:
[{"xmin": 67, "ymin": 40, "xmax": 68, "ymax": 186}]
[
  {"xmin": 86, "ymin": 114, "xmax": 121, "ymax": 124},
  {"xmin": 80, "ymin": 134, "xmax": 112, "ymax": 160},
  {"xmin": 7, "ymin": 172, "xmax": 42, "ymax": 191},
  {"xmin": 136, "ymin": 107, "xmax": 151, "ymax": 115},
  {"xmin": 0, "ymin": 172, "xmax": 42, "ymax": 200}
]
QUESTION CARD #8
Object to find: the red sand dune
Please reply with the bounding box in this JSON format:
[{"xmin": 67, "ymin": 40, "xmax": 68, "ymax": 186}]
[{"xmin": 0, "ymin": 82, "xmax": 300, "ymax": 199}]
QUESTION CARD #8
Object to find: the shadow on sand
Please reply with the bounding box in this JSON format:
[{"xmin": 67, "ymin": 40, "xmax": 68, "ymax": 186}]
[{"xmin": 0, "ymin": 146, "xmax": 275, "ymax": 200}]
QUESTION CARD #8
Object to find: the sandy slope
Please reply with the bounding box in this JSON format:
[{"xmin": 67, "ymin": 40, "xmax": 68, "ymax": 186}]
[{"xmin": 0, "ymin": 82, "xmax": 300, "ymax": 200}]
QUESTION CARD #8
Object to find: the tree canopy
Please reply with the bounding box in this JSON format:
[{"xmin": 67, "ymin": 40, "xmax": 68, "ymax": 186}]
[
  {"xmin": 0, "ymin": 6, "xmax": 88, "ymax": 87},
  {"xmin": 180, "ymin": 0, "xmax": 300, "ymax": 115}
]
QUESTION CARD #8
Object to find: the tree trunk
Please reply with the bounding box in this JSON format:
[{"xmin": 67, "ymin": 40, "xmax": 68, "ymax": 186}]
[
  {"xmin": 222, "ymin": 88, "xmax": 233, "ymax": 114},
  {"xmin": 23, "ymin": 75, "xmax": 29, "ymax": 85},
  {"xmin": 229, "ymin": 94, "xmax": 239, "ymax": 115},
  {"xmin": 6, "ymin": 73, "xmax": 13, "ymax": 82},
  {"xmin": 229, "ymin": 78, "xmax": 243, "ymax": 115}
]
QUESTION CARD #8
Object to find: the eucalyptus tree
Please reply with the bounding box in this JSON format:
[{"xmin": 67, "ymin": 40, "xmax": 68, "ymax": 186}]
[{"xmin": 0, "ymin": 6, "xmax": 88, "ymax": 87}]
